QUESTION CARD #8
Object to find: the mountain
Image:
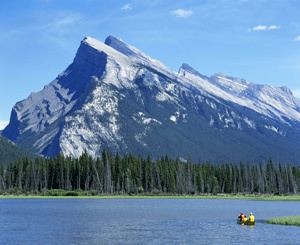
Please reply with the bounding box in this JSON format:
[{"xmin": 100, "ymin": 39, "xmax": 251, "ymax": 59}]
[
  {"xmin": 2, "ymin": 35, "xmax": 300, "ymax": 163},
  {"xmin": 0, "ymin": 135, "xmax": 32, "ymax": 165}
]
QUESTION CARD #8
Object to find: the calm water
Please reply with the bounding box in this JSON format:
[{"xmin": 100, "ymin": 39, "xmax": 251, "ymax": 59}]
[{"xmin": 0, "ymin": 198, "xmax": 300, "ymax": 244}]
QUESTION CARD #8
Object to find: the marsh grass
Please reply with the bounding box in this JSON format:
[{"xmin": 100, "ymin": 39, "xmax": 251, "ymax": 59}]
[
  {"xmin": 267, "ymin": 216, "xmax": 300, "ymax": 226},
  {"xmin": 0, "ymin": 191, "xmax": 300, "ymax": 200}
]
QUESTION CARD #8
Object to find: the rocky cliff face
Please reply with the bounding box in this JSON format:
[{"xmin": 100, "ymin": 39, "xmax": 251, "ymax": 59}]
[{"xmin": 2, "ymin": 36, "xmax": 300, "ymax": 163}]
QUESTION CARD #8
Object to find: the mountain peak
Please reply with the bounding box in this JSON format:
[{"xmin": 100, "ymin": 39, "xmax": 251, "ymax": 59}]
[
  {"xmin": 78, "ymin": 36, "xmax": 131, "ymax": 65},
  {"xmin": 82, "ymin": 36, "xmax": 118, "ymax": 55},
  {"xmin": 105, "ymin": 35, "xmax": 167, "ymax": 70},
  {"xmin": 104, "ymin": 35, "xmax": 136, "ymax": 56},
  {"xmin": 179, "ymin": 63, "xmax": 207, "ymax": 79},
  {"xmin": 105, "ymin": 35, "xmax": 123, "ymax": 43},
  {"xmin": 180, "ymin": 63, "xmax": 199, "ymax": 74},
  {"xmin": 211, "ymin": 73, "xmax": 250, "ymax": 86},
  {"xmin": 280, "ymin": 86, "xmax": 293, "ymax": 96},
  {"xmin": 81, "ymin": 36, "xmax": 115, "ymax": 54}
]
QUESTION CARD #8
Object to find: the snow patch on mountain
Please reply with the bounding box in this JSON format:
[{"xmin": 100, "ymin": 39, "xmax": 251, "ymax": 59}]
[
  {"xmin": 33, "ymin": 127, "xmax": 60, "ymax": 151},
  {"xmin": 243, "ymin": 117, "xmax": 256, "ymax": 129},
  {"xmin": 206, "ymin": 100, "xmax": 217, "ymax": 110},
  {"xmin": 134, "ymin": 131, "xmax": 148, "ymax": 147},
  {"xmin": 133, "ymin": 112, "xmax": 162, "ymax": 125},
  {"xmin": 264, "ymin": 125, "xmax": 286, "ymax": 136},
  {"xmin": 169, "ymin": 115, "xmax": 177, "ymax": 123},
  {"xmin": 60, "ymin": 80, "xmax": 124, "ymax": 158}
]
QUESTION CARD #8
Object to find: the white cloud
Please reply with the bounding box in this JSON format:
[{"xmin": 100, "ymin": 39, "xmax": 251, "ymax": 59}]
[
  {"xmin": 251, "ymin": 25, "xmax": 280, "ymax": 31},
  {"xmin": 121, "ymin": 3, "xmax": 133, "ymax": 12},
  {"xmin": 0, "ymin": 120, "xmax": 9, "ymax": 130},
  {"xmin": 294, "ymin": 36, "xmax": 300, "ymax": 41},
  {"xmin": 50, "ymin": 12, "xmax": 82, "ymax": 31},
  {"xmin": 171, "ymin": 9, "xmax": 193, "ymax": 18},
  {"xmin": 268, "ymin": 25, "xmax": 280, "ymax": 30},
  {"xmin": 252, "ymin": 25, "xmax": 268, "ymax": 31},
  {"xmin": 39, "ymin": 11, "xmax": 83, "ymax": 48}
]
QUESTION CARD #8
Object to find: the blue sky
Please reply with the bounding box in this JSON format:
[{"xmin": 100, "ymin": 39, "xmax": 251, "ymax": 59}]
[{"xmin": 1, "ymin": 0, "xmax": 300, "ymax": 129}]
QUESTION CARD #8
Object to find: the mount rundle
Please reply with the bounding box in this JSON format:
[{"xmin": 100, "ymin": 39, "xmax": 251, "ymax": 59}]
[{"xmin": 3, "ymin": 36, "xmax": 300, "ymax": 162}]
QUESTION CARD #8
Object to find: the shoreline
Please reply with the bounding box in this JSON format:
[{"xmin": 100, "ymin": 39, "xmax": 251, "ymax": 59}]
[{"xmin": 1, "ymin": 194, "xmax": 300, "ymax": 201}]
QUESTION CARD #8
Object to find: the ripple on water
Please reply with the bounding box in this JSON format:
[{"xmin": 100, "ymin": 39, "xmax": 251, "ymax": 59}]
[{"xmin": 0, "ymin": 199, "xmax": 300, "ymax": 245}]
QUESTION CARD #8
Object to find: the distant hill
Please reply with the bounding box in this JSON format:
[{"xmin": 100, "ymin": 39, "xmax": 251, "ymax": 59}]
[{"xmin": 0, "ymin": 135, "xmax": 32, "ymax": 165}]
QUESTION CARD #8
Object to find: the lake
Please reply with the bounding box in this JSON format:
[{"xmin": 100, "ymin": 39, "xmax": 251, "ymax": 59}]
[{"xmin": 0, "ymin": 198, "xmax": 299, "ymax": 244}]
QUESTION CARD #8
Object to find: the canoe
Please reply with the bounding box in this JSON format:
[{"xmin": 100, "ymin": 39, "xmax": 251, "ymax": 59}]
[{"xmin": 237, "ymin": 219, "xmax": 255, "ymax": 225}]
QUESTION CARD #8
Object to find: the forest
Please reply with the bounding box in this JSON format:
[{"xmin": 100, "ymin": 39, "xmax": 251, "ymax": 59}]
[
  {"xmin": 0, "ymin": 151, "xmax": 299, "ymax": 195},
  {"xmin": 0, "ymin": 136, "xmax": 32, "ymax": 165}
]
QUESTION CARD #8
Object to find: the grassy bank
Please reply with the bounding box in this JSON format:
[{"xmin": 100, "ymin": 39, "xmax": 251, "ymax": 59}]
[
  {"xmin": 1, "ymin": 190, "xmax": 300, "ymax": 200},
  {"xmin": 267, "ymin": 216, "xmax": 300, "ymax": 226}
]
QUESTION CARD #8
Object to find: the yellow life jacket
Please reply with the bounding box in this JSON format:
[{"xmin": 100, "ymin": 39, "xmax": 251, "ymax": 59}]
[
  {"xmin": 249, "ymin": 215, "xmax": 255, "ymax": 222},
  {"xmin": 242, "ymin": 216, "xmax": 247, "ymax": 222}
]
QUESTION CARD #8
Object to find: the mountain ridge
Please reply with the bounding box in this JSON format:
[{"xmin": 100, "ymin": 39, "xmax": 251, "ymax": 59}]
[{"xmin": 2, "ymin": 35, "xmax": 300, "ymax": 163}]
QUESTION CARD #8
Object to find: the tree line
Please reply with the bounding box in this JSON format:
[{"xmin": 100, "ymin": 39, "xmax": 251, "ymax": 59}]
[{"xmin": 0, "ymin": 151, "xmax": 299, "ymax": 195}]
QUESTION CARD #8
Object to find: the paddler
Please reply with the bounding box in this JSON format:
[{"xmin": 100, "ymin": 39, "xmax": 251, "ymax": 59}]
[
  {"xmin": 249, "ymin": 212, "xmax": 255, "ymax": 222},
  {"xmin": 238, "ymin": 212, "xmax": 247, "ymax": 222}
]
